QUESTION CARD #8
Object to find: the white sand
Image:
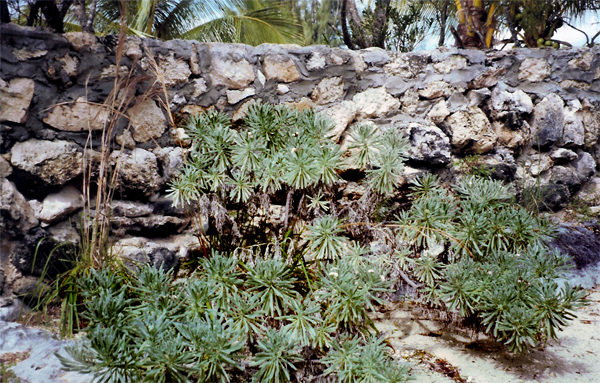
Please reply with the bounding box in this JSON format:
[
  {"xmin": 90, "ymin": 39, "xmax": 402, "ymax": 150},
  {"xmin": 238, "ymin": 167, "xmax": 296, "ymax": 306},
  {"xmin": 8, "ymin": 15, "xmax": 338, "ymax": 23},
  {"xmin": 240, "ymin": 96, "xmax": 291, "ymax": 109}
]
[{"xmin": 375, "ymin": 286, "xmax": 600, "ymax": 383}]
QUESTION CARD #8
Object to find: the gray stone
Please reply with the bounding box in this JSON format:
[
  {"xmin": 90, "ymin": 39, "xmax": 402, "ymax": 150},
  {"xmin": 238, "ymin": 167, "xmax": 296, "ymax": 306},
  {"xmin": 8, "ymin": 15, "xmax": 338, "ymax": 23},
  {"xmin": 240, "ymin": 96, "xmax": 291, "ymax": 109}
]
[
  {"xmin": 361, "ymin": 47, "xmax": 390, "ymax": 66},
  {"xmin": 153, "ymin": 146, "xmax": 184, "ymax": 181},
  {"xmin": 110, "ymin": 200, "xmax": 154, "ymax": 218},
  {"xmin": 518, "ymin": 58, "xmax": 550, "ymax": 82},
  {"xmin": 531, "ymin": 93, "xmax": 564, "ymax": 150},
  {"xmin": 582, "ymin": 100, "xmax": 600, "ymax": 148},
  {"xmin": 263, "ymin": 55, "xmax": 300, "ymax": 83},
  {"xmin": 111, "ymin": 148, "xmax": 163, "ymax": 197},
  {"xmin": 129, "ymin": 99, "xmax": 167, "ymax": 143},
  {"xmin": 482, "ymin": 147, "xmax": 516, "ymax": 181},
  {"xmin": 550, "ymin": 148, "xmax": 578, "ymax": 163},
  {"xmin": 446, "ymin": 107, "xmax": 497, "ymax": 154},
  {"xmin": 547, "ymin": 165, "xmax": 582, "ymax": 191},
  {"xmin": 577, "ymin": 176, "xmax": 600, "ymax": 204},
  {"xmin": 110, "ymin": 215, "xmax": 189, "ymax": 237},
  {"xmin": 467, "ymin": 88, "xmax": 491, "ymax": 107},
  {"xmin": 11, "ymin": 139, "xmax": 83, "ymax": 186},
  {"xmin": 0, "ymin": 178, "xmax": 39, "ymax": 236},
  {"xmin": 446, "ymin": 91, "xmax": 469, "ymax": 113},
  {"xmin": 124, "ymin": 36, "xmax": 143, "ymax": 60},
  {"xmin": 311, "ymin": 77, "xmax": 344, "ymax": 105},
  {"xmin": 0, "ymin": 78, "xmax": 35, "ymax": 123},
  {"xmin": 38, "ymin": 186, "xmax": 83, "ymax": 224},
  {"xmin": 406, "ymin": 122, "xmax": 451, "ymax": 166},
  {"xmin": 353, "ymin": 87, "xmax": 400, "ymax": 120},
  {"xmin": 418, "ymin": 81, "xmax": 453, "ymax": 100},
  {"xmin": 43, "ymin": 96, "xmax": 110, "ymax": 132},
  {"xmin": 490, "ymin": 89, "xmax": 533, "ymax": 118},
  {"xmin": 0, "ymin": 321, "xmax": 91, "ymax": 383},
  {"xmin": 227, "ymin": 87, "xmax": 256, "ymax": 104},
  {"xmin": 12, "ymin": 47, "xmax": 48, "ymax": 60},
  {"xmin": 560, "ymin": 99, "xmax": 585, "ymax": 147},
  {"xmin": 210, "ymin": 56, "xmax": 255, "ymax": 89},
  {"xmin": 574, "ymin": 151, "xmax": 596, "ymax": 181},
  {"xmin": 468, "ymin": 67, "xmax": 506, "ymax": 89}
]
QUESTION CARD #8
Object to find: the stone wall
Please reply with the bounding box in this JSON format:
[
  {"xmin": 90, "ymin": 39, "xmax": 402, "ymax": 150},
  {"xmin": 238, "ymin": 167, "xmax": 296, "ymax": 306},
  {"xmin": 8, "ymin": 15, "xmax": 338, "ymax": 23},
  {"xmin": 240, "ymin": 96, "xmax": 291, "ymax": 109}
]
[{"xmin": 2, "ymin": 23, "xmax": 600, "ymax": 297}]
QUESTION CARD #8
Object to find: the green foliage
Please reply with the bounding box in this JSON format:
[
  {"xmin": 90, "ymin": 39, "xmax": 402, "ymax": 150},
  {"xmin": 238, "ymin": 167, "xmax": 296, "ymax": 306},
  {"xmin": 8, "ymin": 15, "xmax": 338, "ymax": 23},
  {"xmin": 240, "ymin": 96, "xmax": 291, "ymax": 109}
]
[{"xmin": 396, "ymin": 174, "xmax": 586, "ymax": 352}]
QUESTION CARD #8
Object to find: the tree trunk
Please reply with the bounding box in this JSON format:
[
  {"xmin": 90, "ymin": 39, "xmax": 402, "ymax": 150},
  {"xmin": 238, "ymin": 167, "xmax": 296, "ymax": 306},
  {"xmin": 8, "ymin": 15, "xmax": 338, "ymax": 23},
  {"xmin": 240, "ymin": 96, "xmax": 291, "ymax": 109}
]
[
  {"xmin": 1, "ymin": 0, "xmax": 10, "ymax": 23},
  {"xmin": 341, "ymin": 0, "xmax": 357, "ymax": 49},
  {"xmin": 75, "ymin": 0, "xmax": 97, "ymax": 33},
  {"xmin": 371, "ymin": 0, "xmax": 390, "ymax": 48},
  {"xmin": 438, "ymin": 0, "xmax": 449, "ymax": 46}
]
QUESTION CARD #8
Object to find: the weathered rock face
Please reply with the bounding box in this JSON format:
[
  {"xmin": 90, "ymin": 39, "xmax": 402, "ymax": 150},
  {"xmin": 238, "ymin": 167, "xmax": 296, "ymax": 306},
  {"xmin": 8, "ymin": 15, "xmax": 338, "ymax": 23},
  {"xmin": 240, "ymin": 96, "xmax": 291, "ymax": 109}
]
[
  {"xmin": 43, "ymin": 97, "xmax": 110, "ymax": 132},
  {"xmin": 128, "ymin": 99, "xmax": 167, "ymax": 143},
  {"xmin": 531, "ymin": 93, "xmax": 565, "ymax": 150},
  {"xmin": 0, "ymin": 78, "xmax": 34, "ymax": 123},
  {"xmin": 0, "ymin": 178, "xmax": 39, "ymax": 236},
  {"xmin": 446, "ymin": 107, "xmax": 498, "ymax": 154},
  {"xmin": 112, "ymin": 148, "xmax": 163, "ymax": 197},
  {"xmin": 10, "ymin": 139, "xmax": 83, "ymax": 186},
  {"xmin": 2, "ymin": 24, "xmax": 600, "ymax": 297},
  {"xmin": 405, "ymin": 123, "xmax": 451, "ymax": 166},
  {"xmin": 37, "ymin": 185, "xmax": 83, "ymax": 224}
]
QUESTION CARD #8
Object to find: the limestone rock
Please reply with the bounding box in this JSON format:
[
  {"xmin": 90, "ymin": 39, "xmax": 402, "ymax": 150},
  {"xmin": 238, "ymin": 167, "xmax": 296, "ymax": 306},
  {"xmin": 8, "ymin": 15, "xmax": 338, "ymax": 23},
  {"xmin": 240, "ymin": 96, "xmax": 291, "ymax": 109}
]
[
  {"xmin": 100, "ymin": 64, "xmax": 129, "ymax": 79},
  {"xmin": 574, "ymin": 151, "xmax": 596, "ymax": 181},
  {"xmin": 154, "ymin": 146, "xmax": 184, "ymax": 181},
  {"xmin": 110, "ymin": 215, "xmax": 189, "ymax": 237},
  {"xmin": 433, "ymin": 55, "xmax": 467, "ymax": 74},
  {"xmin": 348, "ymin": 50, "xmax": 367, "ymax": 73},
  {"xmin": 384, "ymin": 55, "xmax": 413, "ymax": 78},
  {"xmin": 210, "ymin": 57, "xmax": 255, "ymax": 89},
  {"xmin": 307, "ymin": 52, "xmax": 326, "ymax": 71},
  {"xmin": 0, "ymin": 178, "xmax": 38, "ymax": 237},
  {"xmin": 256, "ymin": 69, "xmax": 266, "ymax": 86},
  {"xmin": 418, "ymin": 81, "xmax": 453, "ymax": 100},
  {"xmin": 494, "ymin": 121, "xmax": 526, "ymax": 151},
  {"xmin": 227, "ymin": 87, "xmax": 256, "ymax": 104},
  {"xmin": 490, "ymin": 89, "xmax": 533, "ymax": 118},
  {"xmin": 468, "ymin": 67, "xmax": 506, "ymax": 89},
  {"xmin": 0, "ymin": 156, "xmax": 12, "ymax": 178},
  {"xmin": 190, "ymin": 44, "xmax": 201, "ymax": 75},
  {"xmin": 63, "ymin": 32, "xmax": 98, "ymax": 51},
  {"xmin": 400, "ymin": 89, "xmax": 420, "ymax": 115},
  {"xmin": 547, "ymin": 165, "xmax": 582, "ymax": 192},
  {"xmin": 277, "ymin": 84, "xmax": 290, "ymax": 95},
  {"xmin": 157, "ymin": 53, "xmax": 192, "ymax": 87},
  {"xmin": 320, "ymin": 100, "xmax": 357, "ymax": 142},
  {"xmin": 38, "ymin": 186, "xmax": 83, "ymax": 224},
  {"xmin": 482, "ymin": 147, "xmax": 516, "ymax": 181},
  {"xmin": 550, "ymin": 148, "xmax": 578, "ymax": 163},
  {"xmin": 467, "ymin": 88, "xmax": 491, "ymax": 107},
  {"xmin": 353, "ymin": 87, "xmax": 400, "ymax": 120},
  {"xmin": 406, "ymin": 123, "xmax": 451, "ymax": 165},
  {"xmin": 192, "ymin": 78, "xmax": 208, "ymax": 98},
  {"xmin": 561, "ymin": 100, "xmax": 584, "ymax": 147},
  {"xmin": 568, "ymin": 51, "xmax": 595, "ymax": 71},
  {"xmin": 128, "ymin": 99, "xmax": 167, "ymax": 143},
  {"xmin": 110, "ymin": 200, "xmax": 154, "ymax": 218},
  {"xmin": 0, "ymin": 78, "xmax": 35, "ymax": 123},
  {"xmin": 446, "ymin": 107, "xmax": 497, "ymax": 154},
  {"xmin": 311, "ymin": 77, "xmax": 344, "ymax": 105},
  {"xmin": 12, "ymin": 47, "xmax": 48, "ymax": 60},
  {"xmin": 124, "ymin": 36, "xmax": 143, "ymax": 60},
  {"xmin": 531, "ymin": 93, "xmax": 564, "ymax": 150},
  {"xmin": 523, "ymin": 152, "xmax": 554, "ymax": 177},
  {"xmin": 582, "ymin": 100, "xmax": 600, "ymax": 148},
  {"xmin": 47, "ymin": 54, "xmax": 79, "ymax": 79},
  {"xmin": 233, "ymin": 99, "xmax": 259, "ymax": 122},
  {"xmin": 116, "ymin": 129, "xmax": 136, "ymax": 149},
  {"xmin": 44, "ymin": 96, "xmax": 110, "ymax": 132},
  {"xmin": 518, "ymin": 58, "xmax": 550, "ymax": 82},
  {"xmin": 112, "ymin": 148, "xmax": 163, "ymax": 197},
  {"xmin": 427, "ymin": 100, "xmax": 450, "ymax": 125},
  {"xmin": 11, "ymin": 139, "xmax": 83, "ymax": 186},
  {"xmin": 577, "ymin": 176, "xmax": 600, "ymax": 204},
  {"xmin": 263, "ymin": 55, "xmax": 300, "ymax": 83},
  {"xmin": 361, "ymin": 48, "xmax": 390, "ymax": 66}
]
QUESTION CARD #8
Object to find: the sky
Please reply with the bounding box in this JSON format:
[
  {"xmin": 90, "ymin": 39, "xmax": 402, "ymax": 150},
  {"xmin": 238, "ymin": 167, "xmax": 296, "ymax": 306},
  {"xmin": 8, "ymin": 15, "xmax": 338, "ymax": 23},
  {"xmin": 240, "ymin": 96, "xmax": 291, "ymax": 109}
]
[{"xmin": 417, "ymin": 11, "xmax": 600, "ymax": 50}]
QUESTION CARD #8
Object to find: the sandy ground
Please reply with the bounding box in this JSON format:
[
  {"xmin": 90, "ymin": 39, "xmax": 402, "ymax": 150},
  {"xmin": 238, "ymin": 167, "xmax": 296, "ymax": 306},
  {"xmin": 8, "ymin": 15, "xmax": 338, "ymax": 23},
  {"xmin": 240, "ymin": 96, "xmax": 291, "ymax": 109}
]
[{"xmin": 375, "ymin": 286, "xmax": 600, "ymax": 383}]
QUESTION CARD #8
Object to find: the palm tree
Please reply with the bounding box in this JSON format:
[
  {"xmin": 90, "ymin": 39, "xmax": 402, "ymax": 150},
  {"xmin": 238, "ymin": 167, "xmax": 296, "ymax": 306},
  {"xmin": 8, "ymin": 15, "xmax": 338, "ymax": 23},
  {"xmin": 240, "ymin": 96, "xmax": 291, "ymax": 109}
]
[{"xmin": 92, "ymin": 0, "xmax": 303, "ymax": 44}]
